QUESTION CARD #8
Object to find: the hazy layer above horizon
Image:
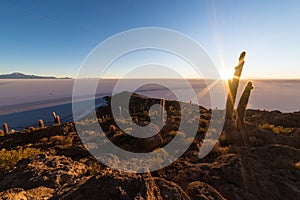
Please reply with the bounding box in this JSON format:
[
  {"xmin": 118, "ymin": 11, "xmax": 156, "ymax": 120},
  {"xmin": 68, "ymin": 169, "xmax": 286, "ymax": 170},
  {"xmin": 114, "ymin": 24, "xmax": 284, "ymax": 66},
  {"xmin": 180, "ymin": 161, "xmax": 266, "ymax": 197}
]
[{"xmin": 0, "ymin": 79, "xmax": 299, "ymax": 115}]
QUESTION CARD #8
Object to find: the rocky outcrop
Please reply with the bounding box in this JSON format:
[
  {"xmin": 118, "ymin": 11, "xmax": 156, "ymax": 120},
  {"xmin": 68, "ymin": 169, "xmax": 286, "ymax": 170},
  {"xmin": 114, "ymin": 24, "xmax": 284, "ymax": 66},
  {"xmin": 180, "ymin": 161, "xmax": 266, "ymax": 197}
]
[
  {"xmin": 186, "ymin": 181, "xmax": 225, "ymax": 200},
  {"xmin": 0, "ymin": 154, "xmax": 89, "ymax": 197},
  {"xmin": 0, "ymin": 93, "xmax": 299, "ymax": 199},
  {"xmin": 0, "ymin": 187, "xmax": 54, "ymax": 200},
  {"xmin": 157, "ymin": 145, "xmax": 300, "ymax": 200},
  {"xmin": 62, "ymin": 171, "xmax": 190, "ymax": 200}
]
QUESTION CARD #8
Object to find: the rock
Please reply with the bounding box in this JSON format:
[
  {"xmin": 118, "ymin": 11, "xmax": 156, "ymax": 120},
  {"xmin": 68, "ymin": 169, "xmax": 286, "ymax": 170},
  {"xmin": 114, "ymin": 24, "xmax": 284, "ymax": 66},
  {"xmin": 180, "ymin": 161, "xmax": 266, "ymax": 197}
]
[
  {"xmin": 186, "ymin": 181, "xmax": 225, "ymax": 200},
  {"xmin": 0, "ymin": 100, "xmax": 300, "ymax": 200},
  {"xmin": 153, "ymin": 177, "xmax": 191, "ymax": 200},
  {"xmin": 62, "ymin": 171, "xmax": 190, "ymax": 200},
  {"xmin": 0, "ymin": 154, "xmax": 89, "ymax": 196},
  {"xmin": 0, "ymin": 187, "xmax": 54, "ymax": 200},
  {"xmin": 138, "ymin": 134, "xmax": 163, "ymax": 152},
  {"xmin": 0, "ymin": 188, "xmax": 27, "ymax": 200}
]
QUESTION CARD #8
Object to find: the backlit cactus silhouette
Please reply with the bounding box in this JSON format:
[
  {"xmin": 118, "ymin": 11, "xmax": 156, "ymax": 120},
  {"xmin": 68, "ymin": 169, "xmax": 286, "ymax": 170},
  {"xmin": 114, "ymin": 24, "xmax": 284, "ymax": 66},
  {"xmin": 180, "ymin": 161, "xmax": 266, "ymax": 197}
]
[
  {"xmin": 237, "ymin": 81, "xmax": 254, "ymax": 127},
  {"xmin": 56, "ymin": 116, "xmax": 61, "ymax": 125},
  {"xmin": 224, "ymin": 51, "xmax": 254, "ymax": 145},
  {"xmin": 225, "ymin": 51, "xmax": 246, "ymax": 121}
]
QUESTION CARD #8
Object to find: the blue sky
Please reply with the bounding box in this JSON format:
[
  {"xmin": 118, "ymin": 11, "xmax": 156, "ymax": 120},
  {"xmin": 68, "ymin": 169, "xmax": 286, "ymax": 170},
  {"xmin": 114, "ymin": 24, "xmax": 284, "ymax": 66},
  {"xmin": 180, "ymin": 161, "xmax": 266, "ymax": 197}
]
[{"xmin": 0, "ymin": 0, "xmax": 300, "ymax": 79}]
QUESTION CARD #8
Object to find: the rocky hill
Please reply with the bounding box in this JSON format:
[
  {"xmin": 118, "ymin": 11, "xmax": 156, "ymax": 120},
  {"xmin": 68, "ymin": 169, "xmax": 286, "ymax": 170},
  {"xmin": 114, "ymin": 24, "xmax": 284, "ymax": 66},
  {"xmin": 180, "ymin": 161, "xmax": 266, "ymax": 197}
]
[
  {"xmin": 0, "ymin": 94, "xmax": 299, "ymax": 200},
  {"xmin": 0, "ymin": 72, "xmax": 70, "ymax": 79}
]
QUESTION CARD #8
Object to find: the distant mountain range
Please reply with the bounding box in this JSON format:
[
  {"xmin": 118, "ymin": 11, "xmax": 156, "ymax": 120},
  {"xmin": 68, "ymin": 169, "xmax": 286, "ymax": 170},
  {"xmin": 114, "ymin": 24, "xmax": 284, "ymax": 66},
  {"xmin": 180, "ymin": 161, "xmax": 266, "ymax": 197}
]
[{"xmin": 0, "ymin": 72, "xmax": 71, "ymax": 79}]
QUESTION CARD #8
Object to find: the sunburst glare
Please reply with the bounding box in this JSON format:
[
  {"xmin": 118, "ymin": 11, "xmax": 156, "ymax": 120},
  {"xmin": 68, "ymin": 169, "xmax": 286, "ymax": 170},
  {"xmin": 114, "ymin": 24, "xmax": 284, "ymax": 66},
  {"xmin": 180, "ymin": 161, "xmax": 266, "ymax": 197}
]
[{"xmin": 219, "ymin": 67, "xmax": 234, "ymax": 80}]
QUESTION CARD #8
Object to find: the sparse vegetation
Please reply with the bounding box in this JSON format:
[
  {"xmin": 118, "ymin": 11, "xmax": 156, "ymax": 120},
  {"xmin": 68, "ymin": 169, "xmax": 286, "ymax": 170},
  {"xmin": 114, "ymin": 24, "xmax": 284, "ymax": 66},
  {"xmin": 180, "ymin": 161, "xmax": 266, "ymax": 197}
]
[
  {"xmin": 0, "ymin": 55, "xmax": 297, "ymax": 199},
  {"xmin": 49, "ymin": 135, "xmax": 73, "ymax": 148},
  {"xmin": 0, "ymin": 90, "xmax": 298, "ymax": 200},
  {"xmin": 259, "ymin": 123, "xmax": 293, "ymax": 134},
  {"xmin": 0, "ymin": 147, "xmax": 41, "ymax": 174}
]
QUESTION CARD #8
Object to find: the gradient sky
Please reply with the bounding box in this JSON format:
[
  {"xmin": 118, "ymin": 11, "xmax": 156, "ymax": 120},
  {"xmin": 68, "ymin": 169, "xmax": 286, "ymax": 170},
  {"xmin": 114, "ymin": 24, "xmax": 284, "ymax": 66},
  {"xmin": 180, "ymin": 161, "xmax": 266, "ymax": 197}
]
[{"xmin": 0, "ymin": 0, "xmax": 299, "ymax": 79}]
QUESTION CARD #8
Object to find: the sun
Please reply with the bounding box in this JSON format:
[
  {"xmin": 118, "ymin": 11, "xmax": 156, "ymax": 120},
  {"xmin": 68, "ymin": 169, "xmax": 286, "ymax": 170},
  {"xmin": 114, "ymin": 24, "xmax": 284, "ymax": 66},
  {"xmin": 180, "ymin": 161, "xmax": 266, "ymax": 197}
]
[{"xmin": 219, "ymin": 67, "xmax": 234, "ymax": 80}]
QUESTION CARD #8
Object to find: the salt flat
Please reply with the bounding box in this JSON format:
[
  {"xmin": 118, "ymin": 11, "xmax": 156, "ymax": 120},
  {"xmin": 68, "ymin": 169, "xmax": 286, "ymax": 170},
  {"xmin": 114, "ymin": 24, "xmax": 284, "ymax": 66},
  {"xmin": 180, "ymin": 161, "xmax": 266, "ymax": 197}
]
[{"xmin": 0, "ymin": 79, "xmax": 299, "ymax": 130}]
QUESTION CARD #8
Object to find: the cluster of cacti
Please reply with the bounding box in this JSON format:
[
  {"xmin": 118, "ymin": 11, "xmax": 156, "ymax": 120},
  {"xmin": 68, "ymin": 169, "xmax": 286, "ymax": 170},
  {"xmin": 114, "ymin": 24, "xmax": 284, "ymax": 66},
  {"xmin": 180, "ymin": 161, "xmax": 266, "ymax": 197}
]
[
  {"xmin": 224, "ymin": 51, "xmax": 254, "ymax": 145},
  {"xmin": 0, "ymin": 123, "xmax": 16, "ymax": 135},
  {"xmin": 52, "ymin": 112, "xmax": 61, "ymax": 125},
  {"xmin": 0, "ymin": 113, "xmax": 58, "ymax": 136},
  {"xmin": 225, "ymin": 52, "xmax": 254, "ymax": 125}
]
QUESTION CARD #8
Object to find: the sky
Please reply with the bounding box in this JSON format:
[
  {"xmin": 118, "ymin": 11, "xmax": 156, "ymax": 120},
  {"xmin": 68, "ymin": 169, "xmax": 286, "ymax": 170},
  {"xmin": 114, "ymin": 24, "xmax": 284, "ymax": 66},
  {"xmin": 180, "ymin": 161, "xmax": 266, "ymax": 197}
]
[{"xmin": 0, "ymin": 0, "xmax": 300, "ymax": 79}]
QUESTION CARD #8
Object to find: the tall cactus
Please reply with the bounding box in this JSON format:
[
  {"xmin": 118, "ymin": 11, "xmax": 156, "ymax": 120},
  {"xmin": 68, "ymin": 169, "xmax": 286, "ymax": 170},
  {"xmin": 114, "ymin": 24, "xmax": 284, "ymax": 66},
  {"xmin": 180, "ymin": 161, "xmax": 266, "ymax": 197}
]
[
  {"xmin": 225, "ymin": 52, "xmax": 246, "ymax": 121},
  {"xmin": 237, "ymin": 81, "xmax": 254, "ymax": 127},
  {"xmin": 223, "ymin": 51, "xmax": 254, "ymax": 146}
]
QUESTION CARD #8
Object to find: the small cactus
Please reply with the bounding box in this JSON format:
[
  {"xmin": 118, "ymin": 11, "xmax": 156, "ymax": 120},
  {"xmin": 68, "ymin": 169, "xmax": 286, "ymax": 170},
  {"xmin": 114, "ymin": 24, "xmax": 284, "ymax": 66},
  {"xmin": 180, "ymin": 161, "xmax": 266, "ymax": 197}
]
[
  {"xmin": 160, "ymin": 98, "xmax": 166, "ymax": 122},
  {"xmin": 52, "ymin": 112, "xmax": 57, "ymax": 123},
  {"xmin": 55, "ymin": 115, "xmax": 61, "ymax": 125},
  {"xmin": 52, "ymin": 112, "xmax": 61, "ymax": 125},
  {"xmin": 3, "ymin": 123, "xmax": 9, "ymax": 135},
  {"xmin": 38, "ymin": 119, "xmax": 45, "ymax": 128},
  {"xmin": 225, "ymin": 51, "xmax": 246, "ymax": 121}
]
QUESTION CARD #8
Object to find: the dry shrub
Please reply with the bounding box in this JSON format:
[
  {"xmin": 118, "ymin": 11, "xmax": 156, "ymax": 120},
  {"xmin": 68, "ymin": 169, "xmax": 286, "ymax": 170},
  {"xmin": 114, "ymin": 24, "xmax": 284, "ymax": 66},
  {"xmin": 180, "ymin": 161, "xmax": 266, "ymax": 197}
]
[
  {"xmin": 259, "ymin": 123, "xmax": 293, "ymax": 134},
  {"xmin": 0, "ymin": 147, "xmax": 41, "ymax": 174},
  {"xmin": 49, "ymin": 135, "xmax": 73, "ymax": 148}
]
